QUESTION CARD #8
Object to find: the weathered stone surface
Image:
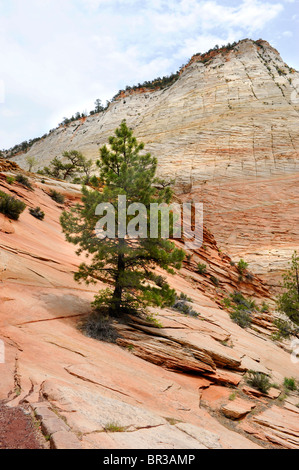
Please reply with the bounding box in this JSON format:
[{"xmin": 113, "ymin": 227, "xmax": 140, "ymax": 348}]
[
  {"xmin": 0, "ymin": 171, "xmax": 298, "ymax": 449},
  {"xmin": 50, "ymin": 430, "xmax": 82, "ymax": 450},
  {"xmin": 242, "ymin": 385, "xmax": 268, "ymax": 399},
  {"xmin": 252, "ymin": 406, "xmax": 299, "ymax": 449},
  {"xmin": 115, "ymin": 324, "xmax": 216, "ymax": 373},
  {"xmin": 10, "ymin": 39, "xmax": 299, "ymax": 285},
  {"xmin": 206, "ymin": 369, "xmax": 242, "ymax": 387},
  {"xmin": 221, "ymin": 399, "xmax": 256, "ymax": 420},
  {"xmin": 175, "ymin": 423, "xmax": 222, "ymax": 449},
  {"xmin": 42, "ymin": 380, "xmax": 166, "ymax": 434},
  {"xmin": 267, "ymin": 388, "xmax": 281, "ymax": 399},
  {"xmin": 120, "ymin": 321, "xmax": 243, "ymax": 371},
  {"xmin": 83, "ymin": 424, "xmax": 208, "ymax": 450}
]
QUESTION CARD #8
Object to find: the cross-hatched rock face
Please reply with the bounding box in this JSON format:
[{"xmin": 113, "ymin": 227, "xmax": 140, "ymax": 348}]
[{"xmin": 11, "ymin": 39, "xmax": 299, "ymax": 284}]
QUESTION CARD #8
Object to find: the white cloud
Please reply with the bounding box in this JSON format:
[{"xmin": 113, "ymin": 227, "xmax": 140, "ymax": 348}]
[
  {"xmin": 282, "ymin": 30, "xmax": 293, "ymax": 36},
  {"xmin": 0, "ymin": 0, "xmax": 291, "ymax": 148}
]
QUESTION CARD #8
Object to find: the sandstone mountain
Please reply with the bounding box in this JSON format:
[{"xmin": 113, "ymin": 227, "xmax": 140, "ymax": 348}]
[
  {"xmin": 0, "ymin": 167, "xmax": 298, "ymax": 449},
  {"xmin": 9, "ymin": 39, "xmax": 299, "ymax": 289},
  {"xmin": 1, "ymin": 39, "xmax": 299, "ymax": 449}
]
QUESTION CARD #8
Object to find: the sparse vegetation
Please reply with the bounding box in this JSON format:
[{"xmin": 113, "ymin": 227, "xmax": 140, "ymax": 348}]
[
  {"xmin": 237, "ymin": 259, "xmax": 248, "ymax": 274},
  {"xmin": 277, "ymin": 251, "xmax": 299, "ymax": 326},
  {"xmin": 283, "ymin": 377, "xmax": 296, "ymax": 391},
  {"xmin": 171, "ymin": 293, "xmax": 198, "ymax": 317},
  {"xmin": 222, "ymin": 291, "xmax": 257, "ymax": 329},
  {"xmin": 25, "ymin": 156, "xmax": 38, "ymax": 172},
  {"xmin": 48, "ymin": 189, "xmax": 65, "ymax": 204},
  {"xmin": 210, "ymin": 275, "xmax": 219, "ymax": 286},
  {"xmin": 41, "ymin": 150, "xmax": 93, "ymax": 182},
  {"xmin": 6, "ymin": 176, "xmax": 14, "ymax": 185},
  {"xmin": 0, "ymin": 191, "xmax": 26, "ymax": 220},
  {"xmin": 197, "ymin": 262, "xmax": 207, "ymax": 274},
  {"xmin": 272, "ymin": 317, "xmax": 297, "ymax": 340},
  {"xmin": 29, "ymin": 206, "xmax": 45, "ymax": 220},
  {"xmin": 15, "ymin": 174, "xmax": 33, "ymax": 190},
  {"xmin": 112, "ymin": 72, "xmax": 180, "ymax": 102},
  {"xmin": 165, "ymin": 417, "xmax": 182, "ymax": 425},
  {"xmin": 278, "ymin": 392, "xmax": 287, "ymax": 402},
  {"xmin": 230, "ymin": 309, "xmax": 252, "ymax": 329},
  {"xmin": 261, "ymin": 301, "xmax": 269, "ymax": 313},
  {"xmin": 78, "ymin": 311, "xmax": 119, "ymax": 343},
  {"xmin": 185, "ymin": 253, "xmax": 192, "ymax": 264},
  {"xmin": 246, "ymin": 370, "xmax": 271, "ymax": 394},
  {"xmin": 145, "ymin": 313, "xmax": 163, "ymax": 328},
  {"xmin": 104, "ymin": 422, "xmax": 125, "ymax": 432}
]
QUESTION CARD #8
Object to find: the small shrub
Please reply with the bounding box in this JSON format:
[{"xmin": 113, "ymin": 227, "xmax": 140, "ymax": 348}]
[
  {"xmin": 223, "ymin": 291, "xmax": 259, "ymax": 329},
  {"xmin": 78, "ymin": 311, "xmax": 119, "ymax": 343},
  {"xmin": 155, "ymin": 275, "xmax": 166, "ymax": 288},
  {"xmin": 104, "ymin": 422, "xmax": 125, "ymax": 432},
  {"xmin": 0, "ymin": 191, "xmax": 26, "ymax": 220},
  {"xmin": 197, "ymin": 263, "xmax": 207, "ymax": 274},
  {"xmin": 230, "ymin": 291, "xmax": 256, "ymax": 309},
  {"xmin": 246, "ymin": 370, "xmax": 271, "ymax": 394},
  {"xmin": 272, "ymin": 317, "xmax": 296, "ymax": 340},
  {"xmin": 48, "ymin": 189, "xmax": 65, "ymax": 204},
  {"xmin": 230, "ymin": 308, "xmax": 252, "ymax": 329},
  {"xmin": 172, "ymin": 294, "xmax": 198, "ymax": 317},
  {"xmin": 29, "ymin": 206, "xmax": 45, "ymax": 220},
  {"xmin": 210, "ymin": 275, "xmax": 219, "ymax": 286},
  {"xmin": 261, "ymin": 301, "xmax": 269, "ymax": 313},
  {"xmin": 284, "ymin": 377, "xmax": 296, "ymax": 391},
  {"xmin": 15, "ymin": 174, "xmax": 33, "ymax": 189},
  {"xmin": 237, "ymin": 259, "xmax": 248, "ymax": 274},
  {"xmin": 278, "ymin": 392, "xmax": 287, "ymax": 402},
  {"xmin": 6, "ymin": 176, "xmax": 15, "ymax": 185},
  {"xmin": 186, "ymin": 254, "xmax": 192, "ymax": 263},
  {"xmin": 179, "ymin": 292, "xmax": 192, "ymax": 302},
  {"xmin": 165, "ymin": 417, "xmax": 182, "ymax": 425},
  {"xmin": 271, "ymin": 383, "xmax": 280, "ymax": 389}
]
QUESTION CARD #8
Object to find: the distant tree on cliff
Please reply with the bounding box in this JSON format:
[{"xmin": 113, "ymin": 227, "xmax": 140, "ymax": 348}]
[
  {"xmin": 94, "ymin": 99, "xmax": 104, "ymax": 113},
  {"xmin": 60, "ymin": 120, "xmax": 185, "ymax": 319},
  {"xmin": 41, "ymin": 151, "xmax": 93, "ymax": 182},
  {"xmin": 277, "ymin": 251, "xmax": 299, "ymax": 325},
  {"xmin": 25, "ymin": 156, "xmax": 38, "ymax": 172}
]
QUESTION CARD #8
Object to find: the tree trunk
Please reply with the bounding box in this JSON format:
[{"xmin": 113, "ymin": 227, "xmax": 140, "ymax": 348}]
[{"xmin": 109, "ymin": 240, "xmax": 125, "ymax": 317}]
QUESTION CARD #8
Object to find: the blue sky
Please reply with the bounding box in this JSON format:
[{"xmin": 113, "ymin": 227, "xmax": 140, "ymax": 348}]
[{"xmin": 0, "ymin": 0, "xmax": 298, "ymax": 149}]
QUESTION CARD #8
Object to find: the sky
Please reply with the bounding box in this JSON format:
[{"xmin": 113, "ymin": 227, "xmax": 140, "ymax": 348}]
[{"xmin": 0, "ymin": 0, "xmax": 298, "ymax": 149}]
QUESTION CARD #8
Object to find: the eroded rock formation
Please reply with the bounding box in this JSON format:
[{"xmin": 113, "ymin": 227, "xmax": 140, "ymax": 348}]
[
  {"xmin": 9, "ymin": 39, "xmax": 299, "ymax": 287},
  {"xmin": 0, "ymin": 171, "xmax": 298, "ymax": 449}
]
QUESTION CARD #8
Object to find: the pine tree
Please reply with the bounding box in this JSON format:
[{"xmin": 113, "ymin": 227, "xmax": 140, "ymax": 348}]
[
  {"xmin": 60, "ymin": 120, "xmax": 185, "ymax": 318},
  {"xmin": 41, "ymin": 151, "xmax": 93, "ymax": 181},
  {"xmin": 277, "ymin": 251, "xmax": 299, "ymax": 325}
]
